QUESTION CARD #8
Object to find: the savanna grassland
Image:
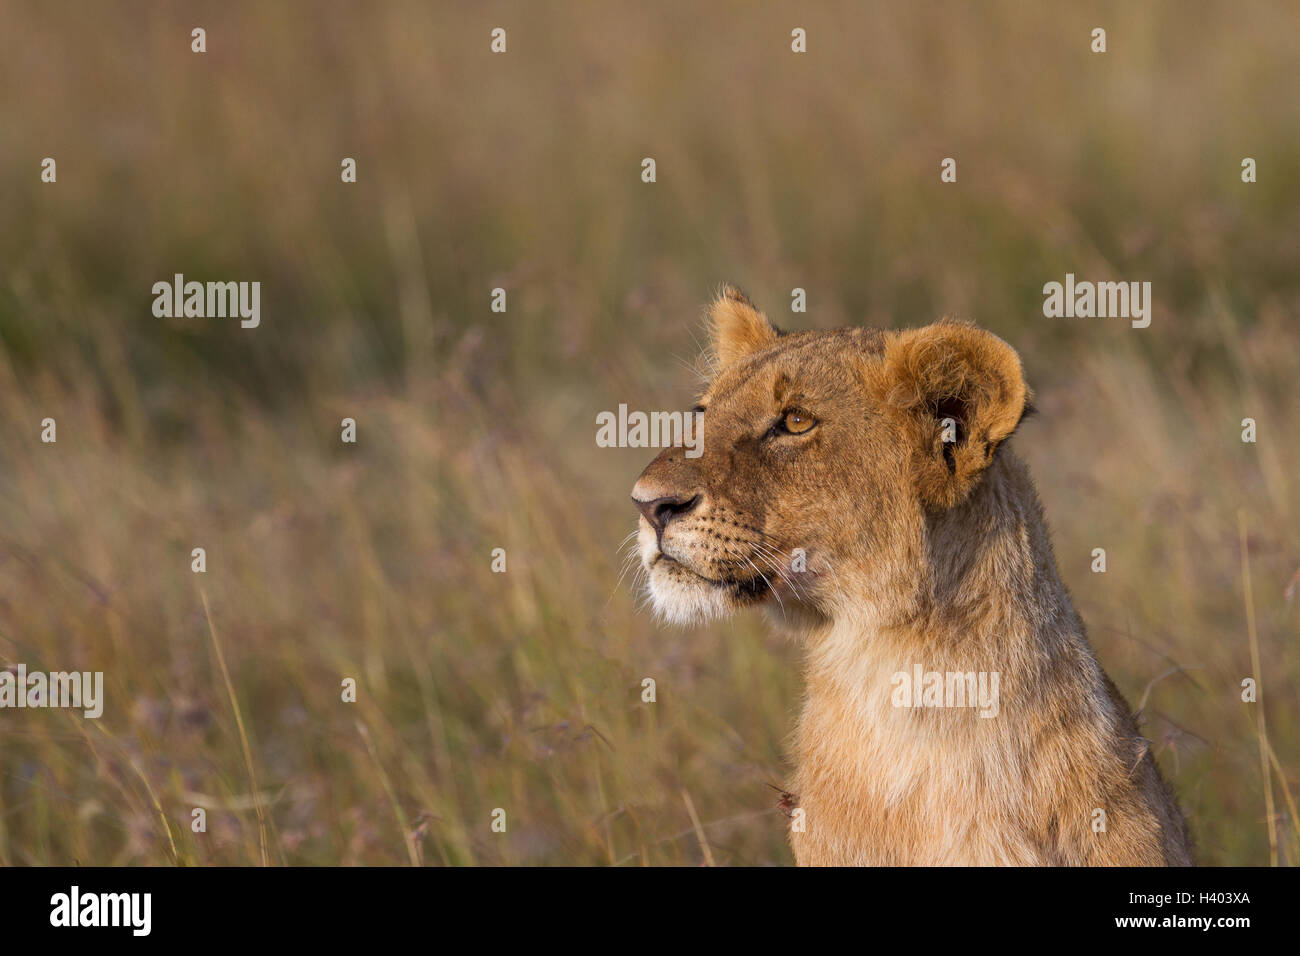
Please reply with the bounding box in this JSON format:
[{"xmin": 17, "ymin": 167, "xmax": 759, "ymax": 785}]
[{"xmin": 0, "ymin": 1, "xmax": 1296, "ymax": 865}]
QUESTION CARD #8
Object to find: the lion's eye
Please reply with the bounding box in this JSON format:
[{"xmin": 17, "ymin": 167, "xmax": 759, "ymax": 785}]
[{"xmin": 780, "ymin": 409, "xmax": 816, "ymax": 435}]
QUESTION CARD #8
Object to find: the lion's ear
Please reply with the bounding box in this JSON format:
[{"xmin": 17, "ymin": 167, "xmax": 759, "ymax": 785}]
[
  {"xmin": 883, "ymin": 320, "xmax": 1033, "ymax": 509},
  {"xmin": 708, "ymin": 286, "xmax": 780, "ymax": 369}
]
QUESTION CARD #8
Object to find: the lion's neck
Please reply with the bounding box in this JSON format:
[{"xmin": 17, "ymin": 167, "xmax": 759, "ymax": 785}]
[
  {"xmin": 809, "ymin": 452, "xmax": 1082, "ymax": 666},
  {"xmin": 790, "ymin": 452, "xmax": 1112, "ymax": 865}
]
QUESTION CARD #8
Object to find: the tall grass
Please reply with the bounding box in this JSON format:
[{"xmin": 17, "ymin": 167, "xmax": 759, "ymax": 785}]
[{"xmin": 0, "ymin": 0, "xmax": 1296, "ymax": 864}]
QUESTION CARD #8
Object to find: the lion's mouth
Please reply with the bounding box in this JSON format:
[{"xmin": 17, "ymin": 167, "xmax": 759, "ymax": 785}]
[
  {"xmin": 727, "ymin": 575, "xmax": 769, "ymax": 599},
  {"xmin": 653, "ymin": 553, "xmax": 769, "ymax": 599}
]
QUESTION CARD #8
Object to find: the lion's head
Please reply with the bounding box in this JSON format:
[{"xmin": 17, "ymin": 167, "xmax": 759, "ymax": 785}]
[{"xmin": 631, "ymin": 286, "xmax": 1032, "ymax": 627}]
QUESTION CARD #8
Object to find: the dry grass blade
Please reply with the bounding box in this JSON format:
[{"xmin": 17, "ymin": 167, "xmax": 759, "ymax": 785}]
[
  {"xmin": 681, "ymin": 788, "xmax": 715, "ymax": 867},
  {"xmin": 200, "ymin": 585, "xmax": 272, "ymax": 867},
  {"xmin": 1239, "ymin": 511, "xmax": 1278, "ymax": 867}
]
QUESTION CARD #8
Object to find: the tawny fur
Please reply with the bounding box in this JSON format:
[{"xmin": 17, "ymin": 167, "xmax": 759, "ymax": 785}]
[{"xmin": 632, "ymin": 287, "xmax": 1193, "ymax": 866}]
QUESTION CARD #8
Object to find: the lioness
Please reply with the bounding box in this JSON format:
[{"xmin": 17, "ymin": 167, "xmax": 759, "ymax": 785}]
[{"xmin": 631, "ymin": 287, "xmax": 1193, "ymax": 866}]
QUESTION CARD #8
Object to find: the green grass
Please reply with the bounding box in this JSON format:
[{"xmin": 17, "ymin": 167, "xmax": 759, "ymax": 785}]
[{"xmin": 0, "ymin": 0, "xmax": 1296, "ymax": 865}]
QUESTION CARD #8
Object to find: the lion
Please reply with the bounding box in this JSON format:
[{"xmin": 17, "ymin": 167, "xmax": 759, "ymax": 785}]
[{"xmin": 631, "ymin": 286, "xmax": 1193, "ymax": 866}]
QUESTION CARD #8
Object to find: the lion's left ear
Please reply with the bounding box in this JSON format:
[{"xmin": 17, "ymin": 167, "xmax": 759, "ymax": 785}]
[
  {"xmin": 708, "ymin": 286, "xmax": 781, "ymax": 369},
  {"xmin": 883, "ymin": 320, "xmax": 1033, "ymax": 509}
]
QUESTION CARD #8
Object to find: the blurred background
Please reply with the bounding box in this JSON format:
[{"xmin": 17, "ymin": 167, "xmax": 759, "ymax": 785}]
[{"xmin": 0, "ymin": 0, "xmax": 1296, "ymax": 865}]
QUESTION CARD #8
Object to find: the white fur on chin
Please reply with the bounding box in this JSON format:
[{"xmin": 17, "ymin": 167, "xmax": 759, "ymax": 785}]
[
  {"xmin": 638, "ymin": 525, "xmax": 735, "ymax": 626},
  {"xmin": 645, "ymin": 563, "xmax": 733, "ymax": 626}
]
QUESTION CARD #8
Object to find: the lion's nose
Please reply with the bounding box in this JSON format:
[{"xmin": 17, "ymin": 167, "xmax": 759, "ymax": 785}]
[{"xmin": 633, "ymin": 493, "xmax": 700, "ymax": 536}]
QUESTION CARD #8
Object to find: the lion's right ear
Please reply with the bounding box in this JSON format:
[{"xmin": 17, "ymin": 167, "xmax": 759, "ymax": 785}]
[
  {"xmin": 883, "ymin": 320, "xmax": 1032, "ymax": 509},
  {"xmin": 707, "ymin": 286, "xmax": 780, "ymax": 369}
]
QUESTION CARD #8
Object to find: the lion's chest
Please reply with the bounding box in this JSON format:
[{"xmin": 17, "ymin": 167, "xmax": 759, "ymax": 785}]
[{"xmin": 789, "ymin": 667, "xmax": 1041, "ymax": 866}]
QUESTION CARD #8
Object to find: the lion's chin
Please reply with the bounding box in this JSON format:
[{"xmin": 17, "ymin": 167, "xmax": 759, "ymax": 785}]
[{"xmin": 642, "ymin": 555, "xmax": 768, "ymax": 627}]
